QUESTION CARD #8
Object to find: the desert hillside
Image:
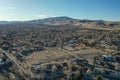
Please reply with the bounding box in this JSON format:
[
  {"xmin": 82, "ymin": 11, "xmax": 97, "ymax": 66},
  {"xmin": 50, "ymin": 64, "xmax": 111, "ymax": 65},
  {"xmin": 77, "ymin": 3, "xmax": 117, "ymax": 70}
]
[{"xmin": 0, "ymin": 17, "xmax": 120, "ymax": 80}]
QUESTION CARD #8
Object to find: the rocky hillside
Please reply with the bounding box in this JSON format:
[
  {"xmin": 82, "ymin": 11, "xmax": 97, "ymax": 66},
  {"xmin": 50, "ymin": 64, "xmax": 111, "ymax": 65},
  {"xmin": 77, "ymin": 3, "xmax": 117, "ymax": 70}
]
[
  {"xmin": 0, "ymin": 16, "xmax": 120, "ymax": 28},
  {"xmin": 27, "ymin": 17, "xmax": 120, "ymax": 28}
]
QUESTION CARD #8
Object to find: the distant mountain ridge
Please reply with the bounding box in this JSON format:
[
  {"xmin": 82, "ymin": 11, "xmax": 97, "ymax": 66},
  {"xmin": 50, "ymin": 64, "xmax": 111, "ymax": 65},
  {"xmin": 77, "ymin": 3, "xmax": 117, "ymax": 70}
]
[
  {"xmin": 0, "ymin": 21, "xmax": 21, "ymax": 24},
  {"xmin": 0, "ymin": 16, "xmax": 120, "ymax": 28}
]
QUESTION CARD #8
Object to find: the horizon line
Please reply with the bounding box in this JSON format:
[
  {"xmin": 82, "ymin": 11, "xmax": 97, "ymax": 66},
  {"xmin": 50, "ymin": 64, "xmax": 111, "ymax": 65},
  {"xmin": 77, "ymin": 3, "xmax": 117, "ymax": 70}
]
[{"xmin": 0, "ymin": 16, "xmax": 120, "ymax": 22}]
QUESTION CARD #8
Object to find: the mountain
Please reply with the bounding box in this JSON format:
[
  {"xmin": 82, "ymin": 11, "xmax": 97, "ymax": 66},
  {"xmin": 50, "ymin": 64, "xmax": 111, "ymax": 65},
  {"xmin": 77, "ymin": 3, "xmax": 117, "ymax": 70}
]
[
  {"xmin": 27, "ymin": 16, "xmax": 77, "ymax": 25},
  {"xmin": 27, "ymin": 16, "xmax": 120, "ymax": 27},
  {"xmin": 0, "ymin": 21, "xmax": 9, "ymax": 24},
  {"xmin": 0, "ymin": 16, "xmax": 120, "ymax": 28},
  {"xmin": 0, "ymin": 21, "xmax": 21, "ymax": 24}
]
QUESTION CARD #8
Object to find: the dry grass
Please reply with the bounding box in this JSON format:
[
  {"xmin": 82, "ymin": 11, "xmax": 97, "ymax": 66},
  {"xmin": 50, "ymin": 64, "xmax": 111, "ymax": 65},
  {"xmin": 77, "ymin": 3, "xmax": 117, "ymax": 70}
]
[
  {"xmin": 25, "ymin": 45, "xmax": 107, "ymax": 65},
  {"xmin": 25, "ymin": 48, "xmax": 71, "ymax": 64}
]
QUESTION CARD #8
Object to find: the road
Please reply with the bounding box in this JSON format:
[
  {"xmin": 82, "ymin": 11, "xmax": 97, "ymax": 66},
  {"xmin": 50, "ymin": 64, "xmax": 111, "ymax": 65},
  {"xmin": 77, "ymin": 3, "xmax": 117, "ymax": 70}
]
[{"xmin": 0, "ymin": 48, "xmax": 35, "ymax": 78}]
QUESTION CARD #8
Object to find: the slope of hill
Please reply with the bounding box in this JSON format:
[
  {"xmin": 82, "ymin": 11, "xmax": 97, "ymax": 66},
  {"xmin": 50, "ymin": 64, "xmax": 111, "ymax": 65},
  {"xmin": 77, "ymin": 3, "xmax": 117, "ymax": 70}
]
[
  {"xmin": 28, "ymin": 17, "xmax": 120, "ymax": 28},
  {"xmin": 0, "ymin": 16, "xmax": 120, "ymax": 28}
]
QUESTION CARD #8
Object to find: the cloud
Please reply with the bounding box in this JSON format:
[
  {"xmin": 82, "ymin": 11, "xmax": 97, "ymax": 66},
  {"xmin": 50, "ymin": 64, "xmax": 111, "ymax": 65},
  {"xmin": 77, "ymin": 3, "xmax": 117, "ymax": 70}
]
[
  {"xmin": 0, "ymin": 16, "xmax": 13, "ymax": 21},
  {"xmin": 0, "ymin": 16, "xmax": 17, "ymax": 21},
  {"xmin": 0, "ymin": 14, "xmax": 17, "ymax": 21},
  {"xmin": 36, "ymin": 14, "xmax": 55, "ymax": 19}
]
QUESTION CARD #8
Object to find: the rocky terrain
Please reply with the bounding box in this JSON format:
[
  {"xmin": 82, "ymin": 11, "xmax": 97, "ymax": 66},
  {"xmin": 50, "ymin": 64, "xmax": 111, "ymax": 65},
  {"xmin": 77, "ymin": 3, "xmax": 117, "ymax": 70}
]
[{"xmin": 0, "ymin": 17, "xmax": 120, "ymax": 80}]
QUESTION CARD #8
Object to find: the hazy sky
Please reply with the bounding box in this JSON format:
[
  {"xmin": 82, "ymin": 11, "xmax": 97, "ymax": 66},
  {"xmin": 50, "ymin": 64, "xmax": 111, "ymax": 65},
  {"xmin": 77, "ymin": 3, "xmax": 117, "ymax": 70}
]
[{"xmin": 0, "ymin": 0, "xmax": 120, "ymax": 21}]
